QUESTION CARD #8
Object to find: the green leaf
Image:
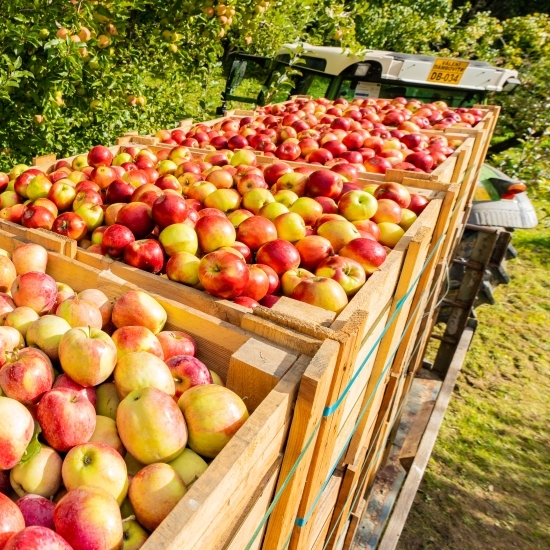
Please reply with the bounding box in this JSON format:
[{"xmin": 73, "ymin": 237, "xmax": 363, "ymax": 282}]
[{"xmin": 19, "ymin": 422, "xmax": 42, "ymax": 465}]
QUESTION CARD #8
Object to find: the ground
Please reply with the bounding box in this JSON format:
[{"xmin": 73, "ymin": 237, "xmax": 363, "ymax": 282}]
[{"xmin": 396, "ymin": 201, "xmax": 550, "ymax": 550}]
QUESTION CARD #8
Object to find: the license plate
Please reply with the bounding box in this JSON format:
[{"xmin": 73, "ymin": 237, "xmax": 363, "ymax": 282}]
[{"xmin": 427, "ymin": 59, "xmax": 469, "ymax": 86}]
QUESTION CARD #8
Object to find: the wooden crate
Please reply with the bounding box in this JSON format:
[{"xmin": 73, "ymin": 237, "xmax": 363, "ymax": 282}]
[{"xmin": 0, "ymin": 228, "xmax": 343, "ymax": 550}]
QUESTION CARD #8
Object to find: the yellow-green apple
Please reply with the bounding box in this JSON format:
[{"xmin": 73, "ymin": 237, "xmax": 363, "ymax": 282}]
[
  {"xmin": 227, "ymin": 209, "xmax": 254, "ymax": 228},
  {"xmin": 399, "ymin": 209, "xmax": 417, "ymax": 230},
  {"xmin": 62, "ymin": 442, "xmax": 128, "ymax": 504},
  {"xmin": 72, "ymin": 190, "xmax": 102, "ymax": 211},
  {"xmin": 373, "ymin": 182, "xmax": 411, "ymax": 208},
  {"xmin": 203, "ymin": 189, "xmax": 241, "ymax": 213},
  {"xmin": 157, "ymin": 160, "xmax": 178, "ymax": 176},
  {"xmin": 156, "ymin": 331, "xmax": 196, "ymax": 360},
  {"xmin": 58, "ymin": 327, "xmax": 117, "ymax": 387},
  {"xmin": 239, "ymin": 265, "xmax": 269, "ymax": 301},
  {"xmin": 14, "ymin": 169, "xmax": 42, "ymax": 198},
  {"xmin": 95, "ymin": 383, "xmax": 120, "ymax": 421},
  {"xmin": 371, "ymin": 198, "xmax": 402, "ymax": 224},
  {"xmin": 16, "ymin": 495, "xmax": 56, "ymax": 529},
  {"xmin": 281, "ymin": 268, "xmax": 314, "ymax": 297},
  {"xmin": 53, "ymin": 374, "xmax": 96, "ymax": 407},
  {"xmin": 91, "ymin": 226, "xmax": 108, "ymax": 246},
  {"xmin": 116, "ymin": 203, "xmax": 154, "ymax": 239},
  {"xmin": 315, "ymin": 256, "xmax": 366, "ymax": 296},
  {"xmin": 74, "ymin": 202, "xmax": 104, "ymax": 231},
  {"xmin": 352, "ymin": 219, "xmax": 381, "ymax": 241},
  {"xmin": 47, "ymin": 182, "xmax": 76, "ymax": 211},
  {"xmin": 113, "ymin": 153, "xmax": 133, "ymax": 166},
  {"xmin": 256, "ymin": 239, "xmax": 300, "ymax": 275},
  {"xmin": 209, "ymin": 369, "xmax": 224, "ymax": 386},
  {"xmin": 306, "ymin": 170, "xmax": 343, "ymax": 199},
  {"xmin": 258, "ymin": 202, "xmax": 289, "ymax": 221},
  {"xmin": 236, "ymin": 216, "xmax": 277, "ymax": 251},
  {"xmin": 117, "ymin": 387, "xmax": 187, "ymax": 464},
  {"xmin": 198, "ymin": 251, "xmax": 249, "ymax": 299},
  {"xmin": 88, "ymin": 145, "xmax": 114, "ymax": 167},
  {"xmin": 159, "ymin": 223, "xmax": 198, "ymax": 256},
  {"xmin": 168, "ymin": 146, "xmax": 191, "ymax": 165},
  {"xmin": 21, "ymin": 205, "xmax": 55, "ymax": 230},
  {"xmin": 89, "ymin": 415, "xmax": 124, "ymax": 456},
  {"xmin": 0, "ymin": 257, "xmax": 16, "ymax": 294},
  {"xmin": 4, "ymin": 307, "xmax": 39, "ymax": 338},
  {"xmin": 289, "ymin": 197, "xmax": 323, "ymax": 226},
  {"xmin": 114, "ymin": 351, "xmax": 175, "ymax": 399},
  {"xmin": 166, "ymin": 251, "xmax": 200, "ymax": 286},
  {"xmin": 273, "ymin": 190, "xmax": 298, "ymax": 207},
  {"xmin": 10, "ymin": 445, "xmax": 62, "ymax": 498},
  {"xmin": 0, "ymin": 349, "xmax": 53, "ymax": 405},
  {"xmin": 195, "ymin": 216, "xmax": 236, "ymax": 253},
  {"xmin": 37, "ymin": 388, "xmax": 96, "ymax": 452},
  {"xmin": 168, "ymin": 448, "xmax": 208, "ymax": 488},
  {"xmin": 291, "ymin": 277, "xmax": 348, "ymax": 313},
  {"xmin": 123, "ymin": 239, "xmax": 165, "ymax": 274},
  {"xmin": 187, "ymin": 181, "xmax": 217, "ymax": 204},
  {"xmin": 338, "ymin": 190, "xmax": 378, "ymax": 222},
  {"xmin": 112, "ymin": 326, "xmax": 163, "ymax": 360},
  {"xmin": 339, "ymin": 237, "xmax": 387, "ymax": 275},
  {"xmin": 77, "ymin": 289, "xmax": 112, "ymax": 327},
  {"xmin": 53, "ymin": 486, "xmax": 123, "ymax": 550},
  {"xmin": 56, "ymin": 297, "xmax": 103, "ymax": 329},
  {"xmin": 26, "ymin": 316, "xmax": 71, "ymax": 361},
  {"xmin": 67, "ymin": 170, "xmax": 88, "ymax": 184},
  {"xmin": 230, "ymin": 149, "xmax": 257, "ymax": 167},
  {"xmin": 0, "ymin": 493, "xmax": 25, "ymax": 548},
  {"xmin": 273, "ymin": 212, "xmax": 306, "ymax": 242},
  {"xmin": 317, "ymin": 220, "xmax": 361, "ymax": 252},
  {"xmin": 102, "ymin": 224, "xmax": 135, "ymax": 259},
  {"xmin": 26, "ymin": 175, "xmax": 52, "ymax": 201},
  {"xmin": 129, "ymin": 463, "xmax": 186, "ymax": 532},
  {"xmin": 112, "ymin": 291, "xmax": 167, "ymax": 335},
  {"xmin": 294, "ymin": 235, "xmax": 334, "ymax": 271},
  {"xmin": 165, "ymin": 356, "xmax": 212, "ymax": 400},
  {"xmin": 122, "ymin": 518, "xmax": 148, "ymax": 549},
  {"xmin": 178, "ymin": 385, "xmax": 248, "ymax": 458},
  {"xmin": 377, "ymin": 222, "xmax": 405, "ymax": 248},
  {"xmin": 241, "ymin": 188, "xmax": 275, "ymax": 215},
  {"xmin": 274, "ymin": 173, "xmax": 307, "ymax": 197}
]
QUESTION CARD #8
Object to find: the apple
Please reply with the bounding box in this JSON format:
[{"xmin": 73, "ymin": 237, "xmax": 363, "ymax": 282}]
[
  {"xmin": 256, "ymin": 239, "xmax": 300, "ymax": 275},
  {"xmin": 165, "ymin": 251, "xmax": 200, "ymax": 286},
  {"xmin": 111, "ymin": 290, "xmax": 167, "ymax": 335},
  {"xmin": 281, "ymin": 268, "xmax": 314, "ymax": 297},
  {"xmin": 407, "ymin": 193, "xmax": 429, "ymax": 215},
  {"xmin": 273, "ymin": 212, "xmax": 306, "ymax": 242},
  {"xmin": 203, "ymin": 188, "xmax": 241, "ymax": 213},
  {"xmin": 121, "ymin": 519, "xmax": 148, "ymax": 549},
  {"xmin": 289, "ymin": 197, "xmax": 323, "ymax": 226},
  {"xmin": 58, "ymin": 327, "xmax": 117, "ymax": 387},
  {"xmin": 72, "ymin": 190, "xmax": 103, "ymax": 211},
  {"xmin": 0, "ymin": 494, "xmax": 25, "ymax": 549},
  {"xmin": 95, "ymin": 383, "xmax": 120, "ymax": 421},
  {"xmin": 227, "ymin": 209, "xmax": 254, "ymax": 228},
  {"xmin": 16, "ymin": 495, "xmax": 56, "ymax": 529},
  {"xmin": 21, "ymin": 205, "xmax": 55, "ymax": 230},
  {"xmin": 47, "ymin": 182, "xmax": 76, "ymax": 211},
  {"xmin": 168, "ymin": 448, "xmax": 208, "ymax": 488},
  {"xmin": 112, "ymin": 325, "xmax": 164, "ymax": 361},
  {"xmin": 113, "ymin": 153, "xmax": 133, "ymax": 166},
  {"xmin": 3, "ymin": 526, "xmax": 73, "ymax": 550},
  {"xmin": 26, "ymin": 175, "xmax": 52, "ymax": 201},
  {"xmin": 123, "ymin": 239, "xmax": 165, "ymax": 274},
  {"xmin": 315, "ymin": 256, "xmax": 366, "ymax": 296},
  {"xmin": 50, "ymin": 212, "xmax": 87, "ymax": 241},
  {"xmin": 242, "ymin": 188, "xmax": 275, "ymax": 215},
  {"xmin": 105, "ymin": 179, "xmax": 134, "ymax": 204},
  {"xmin": 316, "ymin": 220, "xmax": 361, "ymax": 252},
  {"xmin": 377, "ymin": 222, "xmax": 405, "ymax": 248},
  {"xmin": 371, "ymin": 198, "xmax": 402, "ymax": 224},
  {"xmin": 205, "ymin": 169, "xmax": 233, "ymax": 190},
  {"xmin": 24, "ymin": 315, "xmax": 71, "ymax": 362},
  {"xmin": 11, "ymin": 272, "xmax": 57, "ymax": 314},
  {"xmin": 331, "ymin": 162, "xmax": 359, "ymax": 184},
  {"xmin": 194, "ymin": 216, "xmax": 236, "ymax": 253},
  {"xmin": 400, "ymin": 209, "xmax": 418, "ymax": 230},
  {"xmin": 255, "ymin": 263, "xmax": 280, "ymax": 295},
  {"xmin": 236, "ymin": 216, "xmax": 277, "ymax": 251},
  {"xmin": 198, "ymin": 250, "xmax": 249, "ymax": 299},
  {"xmin": 74, "ymin": 202, "xmax": 104, "ymax": 231},
  {"xmin": 263, "ymin": 162, "xmax": 292, "ymax": 186},
  {"xmin": 116, "ymin": 202, "xmax": 154, "ymax": 239},
  {"xmin": 291, "ymin": 277, "xmax": 348, "ymax": 313},
  {"xmin": 0, "ymin": 397, "xmax": 32, "ymax": 470},
  {"xmin": 88, "ymin": 415, "xmax": 124, "ymax": 457},
  {"xmin": 4, "ymin": 307, "xmax": 39, "ymax": 339},
  {"xmin": 165, "ymin": 355, "xmax": 212, "ymax": 400},
  {"xmin": 14, "ymin": 170, "xmax": 43, "ymax": 199},
  {"xmin": 129, "ymin": 463, "xmax": 186, "ymax": 532},
  {"xmin": 0, "ymin": 350, "xmax": 53, "ymax": 405},
  {"xmin": 77, "ymin": 289, "xmax": 112, "ymax": 328},
  {"xmin": 236, "ymin": 174, "xmax": 267, "ymax": 196},
  {"xmin": 364, "ymin": 157, "xmax": 392, "ymax": 174},
  {"xmin": 338, "ymin": 190, "xmax": 378, "ymax": 222},
  {"xmin": 178, "ymin": 384, "xmax": 248, "ymax": 458},
  {"xmin": 151, "ymin": 194, "xmax": 189, "ymax": 229},
  {"xmin": 230, "ymin": 149, "xmax": 257, "ymax": 167},
  {"xmin": 62, "ymin": 442, "xmax": 128, "ymax": 504},
  {"xmin": 37, "ymin": 388, "xmax": 96, "ymax": 452},
  {"xmin": 0, "ymin": 191, "xmax": 22, "ymax": 209},
  {"xmin": 53, "ymin": 374, "xmax": 97, "ymax": 407},
  {"xmin": 237, "ymin": 264, "xmax": 268, "ymax": 301},
  {"xmin": 257, "ymin": 202, "xmax": 288, "ymax": 222},
  {"xmin": 90, "ymin": 166, "xmax": 117, "ymax": 190},
  {"xmin": 293, "ymin": 235, "xmax": 333, "ymax": 271},
  {"xmin": 56, "ymin": 297, "xmax": 103, "ymax": 329},
  {"xmin": 373, "ymin": 182, "xmax": 411, "ymax": 208},
  {"xmin": 88, "ymin": 145, "xmax": 114, "ymax": 167},
  {"xmin": 274, "ymin": 173, "xmax": 307, "ymax": 196},
  {"xmin": 158, "ymin": 223, "xmax": 198, "ymax": 257},
  {"xmin": 117, "ymin": 386, "xmax": 187, "ymax": 464},
  {"xmin": 232, "ymin": 296, "xmax": 260, "ymax": 309},
  {"xmin": 54, "ymin": 486, "xmax": 123, "ymax": 550},
  {"xmin": 0, "ymin": 257, "xmax": 16, "ymax": 295},
  {"xmin": 272, "ymin": 190, "xmax": 298, "ymax": 208},
  {"xmin": 101, "ymin": 224, "xmax": 135, "ymax": 258}
]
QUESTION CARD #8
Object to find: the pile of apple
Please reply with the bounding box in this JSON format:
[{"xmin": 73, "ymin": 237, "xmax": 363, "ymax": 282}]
[
  {"xmin": 0, "ymin": 243, "xmax": 249, "ymax": 550},
  {"xmin": 154, "ymin": 96, "xmax": 477, "ymax": 174},
  {"xmin": 0, "ymin": 144, "xmax": 430, "ymax": 314}
]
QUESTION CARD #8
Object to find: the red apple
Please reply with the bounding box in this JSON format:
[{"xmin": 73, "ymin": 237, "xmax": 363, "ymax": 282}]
[
  {"xmin": 233, "ymin": 296, "xmax": 260, "ymax": 309},
  {"xmin": 352, "ymin": 219, "xmax": 381, "ymax": 241},
  {"xmin": 404, "ymin": 152, "xmax": 434, "ymax": 172},
  {"xmin": 53, "ymin": 374, "xmax": 97, "ymax": 407},
  {"xmin": 408, "ymin": 193, "xmax": 429, "ymax": 215},
  {"xmin": 240, "ymin": 265, "xmax": 269, "ymax": 301},
  {"xmin": 16, "ymin": 495, "xmax": 56, "ymax": 529},
  {"xmin": 371, "ymin": 199, "xmax": 402, "ymax": 224},
  {"xmin": 256, "ymin": 263, "xmax": 280, "ymax": 295},
  {"xmin": 374, "ymin": 182, "xmax": 411, "ymax": 208},
  {"xmin": 87, "ymin": 146, "xmax": 114, "ymax": 168},
  {"xmin": 195, "ymin": 216, "xmax": 236, "ymax": 253},
  {"xmin": 105, "ymin": 179, "xmax": 133, "ymax": 204},
  {"xmin": 263, "ymin": 162, "xmax": 292, "ymax": 186},
  {"xmin": 275, "ymin": 142, "xmax": 301, "ymax": 161},
  {"xmin": 294, "ymin": 235, "xmax": 334, "ymax": 271},
  {"xmin": 256, "ymin": 239, "xmax": 300, "ymax": 275},
  {"xmin": 116, "ymin": 202, "xmax": 154, "ymax": 239},
  {"xmin": 52, "ymin": 213, "xmax": 88, "ymax": 241},
  {"xmin": 307, "ymin": 170, "xmax": 343, "ymax": 199},
  {"xmin": 198, "ymin": 251, "xmax": 249, "ymax": 299},
  {"xmin": 166, "ymin": 356, "xmax": 212, "ymax": 400},
  {"xmin": 123, "ymin": 239, "xmax": 165, "ymax": 274},
  {"xmin": 157, "ymin": 331, "xmax": 196, "ymax": 360},
  {"xmin": 339, "ymin": 238, "xmax": 387, "ymax": 274},
  {"xmin": 151, "ymin": 194, "xmax": 190, "ymax": 228},
  {"xmin": 11, "ymin": 272, "xmax": 57, "ymax": 314},
  {"xmin": 101, "ymin": 224, "xmax": 135, "ymax": 257},
  {"xmin": 0, "ymin": 493, "xmax": 25, "ymax": 548},
  {"xmin": 21, "ymin": 206, "xmax": 54, "ymax": 230},
  {"xmin": 314, "ymin": 196, "xmax": 338, "ymax": 214},
  {"xmin": 90, "ymin": 166, "xmax": 117, "ymax": 190},
  {"xmin": 259, "ymin": 295, "xmax": 280, "ymax": 308},
  {"xmin": 236, "ymin": 216, "xmax": 277, "ymax": 251}
]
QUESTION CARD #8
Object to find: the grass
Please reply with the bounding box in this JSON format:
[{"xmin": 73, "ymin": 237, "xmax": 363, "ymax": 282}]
[{"xmin": 397, "ymin": 201, "xmax": 550, "ymax": 550}]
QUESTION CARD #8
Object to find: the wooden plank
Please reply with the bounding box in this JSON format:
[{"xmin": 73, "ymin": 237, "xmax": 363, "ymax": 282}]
[
  {"xmin": 398, "ymin": 400, "xmax": 436, "ymax": 472},
  {"xmin": 308, "ymin": 473, "xmax": 343, "ymax": 550},
  {"xmin": 376, "ymin": 327, "xmax": 475, "ymax": 550},
  {"xmin": 227, "ymin": 338, "xmax": 298, "ymax": 412},
  {"xmin": 271, "ymin": 296, "xmax": 336, "ymax": 328},
  {"xmin": 343, "ymin": 498, "xmax": 366, "ymax": 550},
  {"xmin": 264, "ymin": 340, "xmax": 340, "ymax": 550}
]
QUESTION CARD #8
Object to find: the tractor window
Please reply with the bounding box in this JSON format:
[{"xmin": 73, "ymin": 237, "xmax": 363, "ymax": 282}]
[
  {"xmin": 276, "ymin": 54, "xmax": 327, "ymax": 72},
  {"xmin": 379, "ymin": 83, "xmax": 485, "ymax": 107},
  {"xmin": 296, "ymin": 74, "xmax": 332, "ymax": 98},
  {"xmin": 338, "ymin": 79, "xmax": 356, "ymax": 100},
  {"xmin": 226, "ymin": 58, "xmax": 272, "ymax": 103}
]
